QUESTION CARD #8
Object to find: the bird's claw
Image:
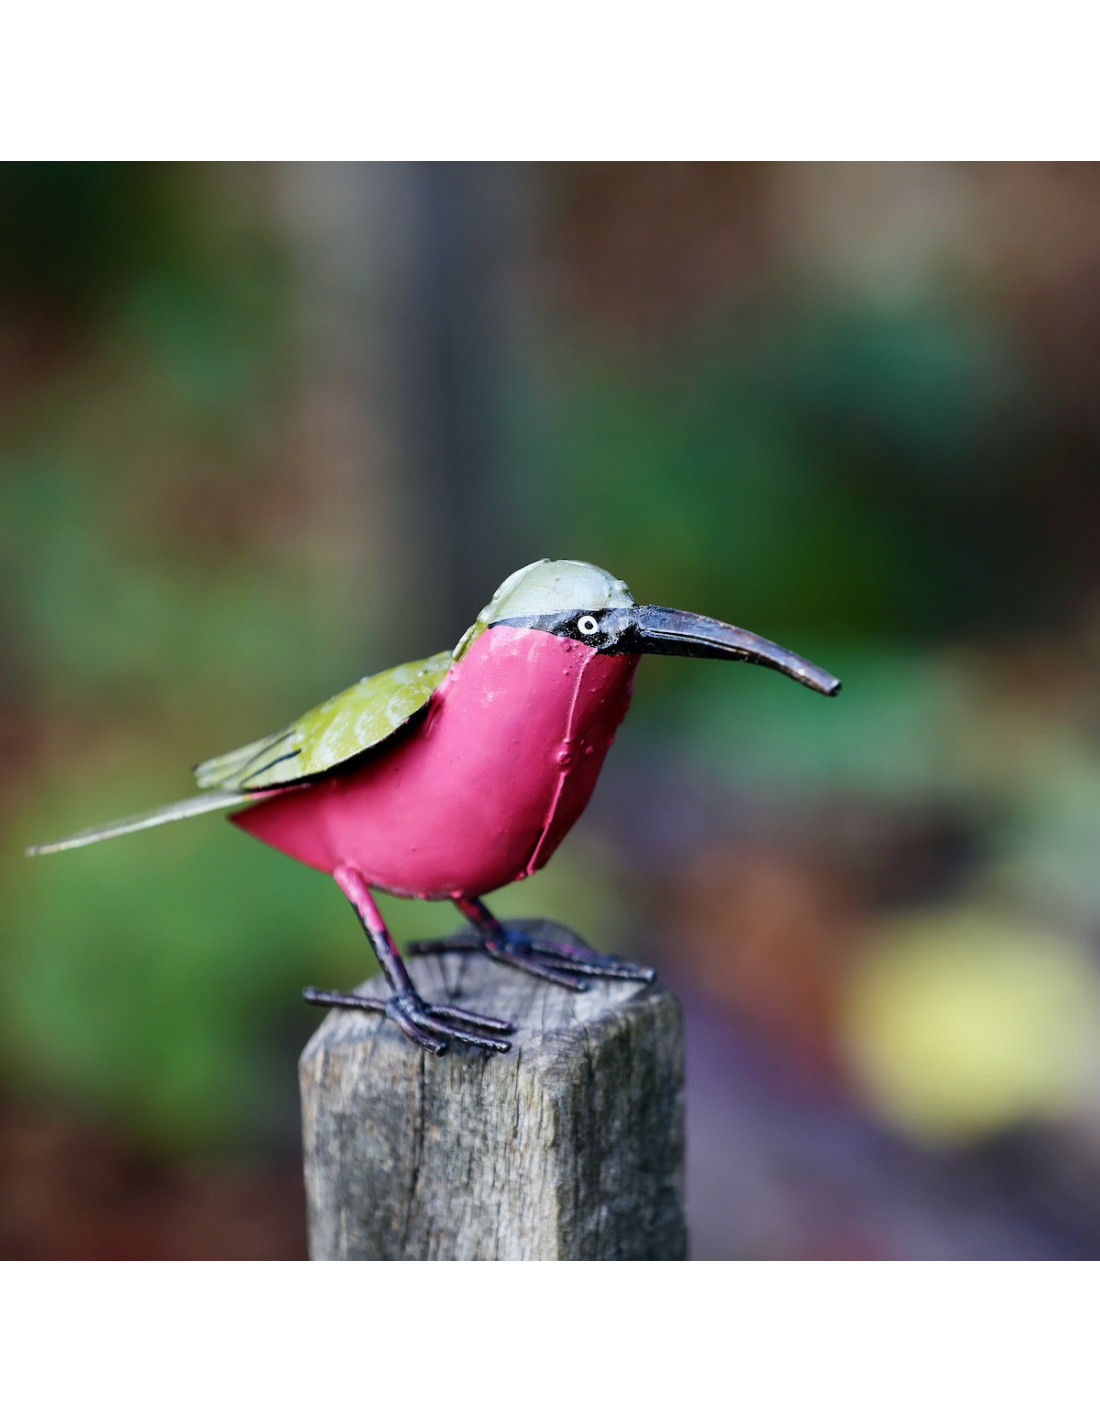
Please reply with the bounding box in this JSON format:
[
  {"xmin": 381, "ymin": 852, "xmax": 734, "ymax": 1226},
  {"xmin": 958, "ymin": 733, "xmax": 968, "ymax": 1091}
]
[
  {"xmin": 395, "ymin": 993, "xmax": 514, "ymax": 1054},
  {"xmin": 302, "ymin": 986, "xmax": 514, "ymax": 1056},
  {"xmin": 523, "ymin": 936, "xmax": 656, "ymax": 981},
  {"xmin": 408, "ymin": 928, "xmax": 655, "ymax": 992}
]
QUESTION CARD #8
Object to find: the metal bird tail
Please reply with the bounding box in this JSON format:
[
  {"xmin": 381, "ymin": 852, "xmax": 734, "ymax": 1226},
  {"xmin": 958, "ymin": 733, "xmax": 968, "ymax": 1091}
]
[{"xmin": 24, "ymin": 788, "xmax": 255, "ymax": 857}]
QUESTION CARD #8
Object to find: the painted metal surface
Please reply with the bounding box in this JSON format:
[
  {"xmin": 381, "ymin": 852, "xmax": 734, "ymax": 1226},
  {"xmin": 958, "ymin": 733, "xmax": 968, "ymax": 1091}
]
[
  {"xmin": 26, "ymin": 558, "xmax": 842, "ymax": 1056},
  {"xmin": 232, "ymin": 624, "xmax": 639, "ymax": 898}
]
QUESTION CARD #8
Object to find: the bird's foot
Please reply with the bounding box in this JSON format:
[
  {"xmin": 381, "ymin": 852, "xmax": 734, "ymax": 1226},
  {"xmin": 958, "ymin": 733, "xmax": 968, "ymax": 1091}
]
[
  {"xmin": 408, "ymin": 922, "xmax": 656, "ymax": 993},
  {"xmin": 486, "ymin": 933, "xmax": 656, "ymax": 991},
  {"xmin": 302, "ymin": 986, "xmax": 514, "ymax": 1056}
]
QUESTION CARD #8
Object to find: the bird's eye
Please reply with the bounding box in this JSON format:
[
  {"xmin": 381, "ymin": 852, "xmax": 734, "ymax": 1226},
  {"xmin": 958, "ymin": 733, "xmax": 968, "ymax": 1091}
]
[{"xmin": 577, "ymin": 615, "xmax": 600, "ymax": 637}]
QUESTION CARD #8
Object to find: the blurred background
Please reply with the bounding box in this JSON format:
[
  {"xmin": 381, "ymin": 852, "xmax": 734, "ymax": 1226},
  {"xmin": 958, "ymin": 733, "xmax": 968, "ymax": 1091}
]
[{"xmin": 4, "ymin": 161, "xmax": 1100, "ymax": 1259}]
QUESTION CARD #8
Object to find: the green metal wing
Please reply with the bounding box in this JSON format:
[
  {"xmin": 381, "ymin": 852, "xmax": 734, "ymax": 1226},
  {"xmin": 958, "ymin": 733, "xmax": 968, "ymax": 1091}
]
[{"xmin": 193, "ymin": 649, "xmax": 453, "ymax": 792}]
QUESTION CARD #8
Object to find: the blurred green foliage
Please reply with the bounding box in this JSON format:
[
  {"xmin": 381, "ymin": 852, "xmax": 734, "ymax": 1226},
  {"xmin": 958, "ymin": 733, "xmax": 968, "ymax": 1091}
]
[
  {"xmin": 542, "ymin": 297, "xmax": 1025, "ymax": 645},
  {"xmin": 0, "ymin": 165, "xmax": 353, "ymax": 1152}
]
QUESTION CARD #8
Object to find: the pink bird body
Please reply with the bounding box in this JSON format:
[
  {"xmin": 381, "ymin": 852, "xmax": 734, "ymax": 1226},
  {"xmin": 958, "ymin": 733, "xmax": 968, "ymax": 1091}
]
[{"xmin": 233, "ymin": 624, "xmax": 640, "ymax": 900}]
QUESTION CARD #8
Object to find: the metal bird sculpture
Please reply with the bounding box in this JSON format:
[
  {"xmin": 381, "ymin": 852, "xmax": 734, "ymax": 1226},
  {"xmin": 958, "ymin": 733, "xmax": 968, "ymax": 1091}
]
[{"xmin": 27, "ymin": 559, "xmax": 841, "ymax": 1055}]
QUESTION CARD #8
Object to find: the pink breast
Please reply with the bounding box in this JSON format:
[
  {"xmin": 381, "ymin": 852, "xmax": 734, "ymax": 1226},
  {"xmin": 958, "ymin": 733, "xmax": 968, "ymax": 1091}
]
[{"xmin": 232, "ymin": 625, "xmax": 639, "ymax": 899}]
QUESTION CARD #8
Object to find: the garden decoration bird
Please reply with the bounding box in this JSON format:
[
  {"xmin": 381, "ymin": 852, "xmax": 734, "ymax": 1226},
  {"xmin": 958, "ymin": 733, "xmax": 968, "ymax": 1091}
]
[{"xmin": 27, "ymin": 560, "xmax": 841, "ymax": 1056}]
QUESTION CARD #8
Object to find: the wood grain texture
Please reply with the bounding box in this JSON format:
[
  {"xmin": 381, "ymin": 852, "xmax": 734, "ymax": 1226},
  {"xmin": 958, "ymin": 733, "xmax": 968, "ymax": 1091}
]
[{"xmin": 299, "ymin": 921, "xmax": 686, "ymax": 1260}]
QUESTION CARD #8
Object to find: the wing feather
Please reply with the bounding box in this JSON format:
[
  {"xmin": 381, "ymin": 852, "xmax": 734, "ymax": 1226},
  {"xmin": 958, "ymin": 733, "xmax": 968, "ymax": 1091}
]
[{"xmin": 193, "ymin": 649, "xmax": 453, "ymax": 792}]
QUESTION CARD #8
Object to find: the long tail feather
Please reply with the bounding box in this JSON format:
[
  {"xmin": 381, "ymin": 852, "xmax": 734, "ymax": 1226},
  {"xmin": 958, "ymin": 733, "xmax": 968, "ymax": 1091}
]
[{"xmin": 25, "ymin": 788, "xmax": 256, "ymax": 856}]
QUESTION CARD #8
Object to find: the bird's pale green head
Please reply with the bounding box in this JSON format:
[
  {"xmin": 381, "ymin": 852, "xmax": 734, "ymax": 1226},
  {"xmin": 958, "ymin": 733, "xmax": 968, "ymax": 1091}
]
[
  {"xmin": 482, "ymin": 559, "xmax": 635, "ymax": 623},
  {"xmin": 452, "ymin": 559, "xmax": 633, "ymax": 659}
]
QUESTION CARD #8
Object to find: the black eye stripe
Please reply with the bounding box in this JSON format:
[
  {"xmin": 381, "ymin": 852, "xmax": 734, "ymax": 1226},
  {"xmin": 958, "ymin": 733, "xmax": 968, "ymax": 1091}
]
[
  {"xmin": 492, "ymin": 609, "xmax": 602, "ymax": 635},
  {"xmin": 490, "ymin": 606, "xmax": 636, "ymax": 651}
]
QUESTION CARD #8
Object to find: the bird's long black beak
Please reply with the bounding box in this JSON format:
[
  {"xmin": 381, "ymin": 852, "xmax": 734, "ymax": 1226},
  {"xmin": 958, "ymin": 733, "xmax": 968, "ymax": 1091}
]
[{"xmin": 619, "ymin": 605, "xmax": 842, "ymax": 696}]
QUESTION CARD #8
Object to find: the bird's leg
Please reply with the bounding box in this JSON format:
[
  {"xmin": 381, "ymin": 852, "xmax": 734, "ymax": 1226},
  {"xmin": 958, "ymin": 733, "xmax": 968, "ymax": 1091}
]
[
  {"xmin": 302, "ymin": 866, "xmax": 514, "ymax": 1055},
  {"xmin": 408, "ymin": 897, "xmax": 655, "ymax": 991}
]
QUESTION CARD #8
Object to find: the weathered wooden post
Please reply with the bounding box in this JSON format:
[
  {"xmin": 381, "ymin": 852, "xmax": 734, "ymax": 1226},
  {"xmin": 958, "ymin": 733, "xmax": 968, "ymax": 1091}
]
[{"xmin": 299, "ymin": 922, "xmax": 686, "ymax": 1260}]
